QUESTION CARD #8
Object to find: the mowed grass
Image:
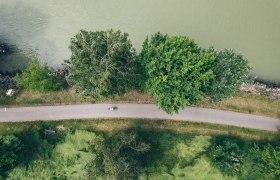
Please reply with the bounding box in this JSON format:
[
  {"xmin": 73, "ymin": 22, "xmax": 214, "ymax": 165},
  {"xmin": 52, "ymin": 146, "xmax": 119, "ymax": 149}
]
[
  {"xmin": 198, "ymin": 92, "xmax": 280, "ymax": 119},
  {"xmin": 8, "ymin": 130, "xmax": 97, "ymax": 179},
  {"xmin": 0, "ymin": 89, "xmax": 155, "ymax": 106},
  {"xmin": 0, "ymin": 119, "xmax": 278, "ymax": 141},
  {"xmin": 0, "ymin": 88, "xmax": 279, "ymax": 119},
  {"xmin": 1, "ymin": 119, "xmax": 279, "ymax": 179},
  {"xmin": 9, "ymin": 129, "xmax": 232, "ymax": 179},
  {"xmin": 139, "ymin": 135, "xmax": 234, "ymax": 180},
  {"xmin": 0, "ymin": 88, "xmax": 90, "ymax": 106}
]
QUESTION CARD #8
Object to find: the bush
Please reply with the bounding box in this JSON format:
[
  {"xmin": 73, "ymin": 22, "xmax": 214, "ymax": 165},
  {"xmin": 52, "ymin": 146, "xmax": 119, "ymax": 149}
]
[
  {"xmin": 15, "ymin": 59, "xmax": 64, "ymax": 92},
  {"xmin": 207, "ymin": 48, "xmax": 250, "ymax": 101}
]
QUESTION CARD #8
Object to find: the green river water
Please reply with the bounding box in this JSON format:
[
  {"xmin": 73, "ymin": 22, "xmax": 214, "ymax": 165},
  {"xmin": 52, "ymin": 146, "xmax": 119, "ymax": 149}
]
[{"xmin": 0, "ymin": 0, "xmax": 279, "ymax": 81}]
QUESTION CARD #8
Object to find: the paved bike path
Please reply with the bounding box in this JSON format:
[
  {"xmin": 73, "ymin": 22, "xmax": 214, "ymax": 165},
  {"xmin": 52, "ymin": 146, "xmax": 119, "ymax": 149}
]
[{"xmin": 0, "ymin": 104, "xmax": 279, "ymax": 132}]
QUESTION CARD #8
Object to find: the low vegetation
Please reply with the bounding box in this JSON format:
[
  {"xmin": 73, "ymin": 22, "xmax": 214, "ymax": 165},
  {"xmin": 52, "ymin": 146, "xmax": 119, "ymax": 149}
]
[
  {"xmin": 206, "ymin": 48, "xmax": 250, "ymax": 102},
  {"xmin": 199, "ymin": 92, "xmax": 280, "ymax": 119},
  {"xmin": 0, "ymin": 119, "xmax": 279, "ymax": 179},
  {"xmin": 14, "ymin": 59, "xmax": 66, "ymax": 92}
]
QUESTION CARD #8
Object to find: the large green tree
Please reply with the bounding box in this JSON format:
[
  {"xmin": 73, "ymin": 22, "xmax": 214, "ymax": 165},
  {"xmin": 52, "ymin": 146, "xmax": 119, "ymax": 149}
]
[
  {"xmin": 15, "ymin": 59, "xmax": 64, "ymax": 92},
  {"xmin": 206, "ymin": 48, "xmax": 250, "ymax": 101},
  {"xmin": 0, "ymin": 135, "xmax": 22, "ymax": 178},
  {"xmin": 65, "ymin": 29, "xmax": 137, "ymax": 100},
  {"xmin": 138, "ymin": 33, "xmax": 215, "ymax": 114},
  {"xmin": 208, "ymin": 139, "xmax": 244, "ymax": 176},
  {"xmin": 244, "ymin": 144, "xmax": 280, "ymax": 179}
]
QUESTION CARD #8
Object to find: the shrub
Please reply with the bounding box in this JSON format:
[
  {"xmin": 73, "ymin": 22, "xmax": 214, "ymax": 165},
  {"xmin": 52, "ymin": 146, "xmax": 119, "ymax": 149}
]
[
  {"xmin": 15, "ymin": 59, "xmax": 64, "ymax": 92},
  {"xmin": 207, "ymin": 48, "xmax": 250, "ymax": 101}
]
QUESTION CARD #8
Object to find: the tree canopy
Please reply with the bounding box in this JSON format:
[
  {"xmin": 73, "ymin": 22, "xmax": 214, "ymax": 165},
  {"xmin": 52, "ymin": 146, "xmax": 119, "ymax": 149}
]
[
  {"xmin": 244, "ymin": 144, "xmax": 280, "ymax": 179},
  {"xmin": 65, "ymin": 29, "xmax": 137, "ymax": 100},
  {"xmin": 0, "ymin": 135, "xmax": 22, "ymax": 178},
  {"xmin": 206, "ymin": 48, "xmax": 250, "ymax": 101},
  {"xmin": 15, "ymin": 59, "xmax": 64, "ymax": 92},
  {"xmin": 138, "ymin": 33, "xmax": 215, "ymax": 114},
  {"xmin": 209, "ymin": 139, "xmax": 244, "ymax": 175}
]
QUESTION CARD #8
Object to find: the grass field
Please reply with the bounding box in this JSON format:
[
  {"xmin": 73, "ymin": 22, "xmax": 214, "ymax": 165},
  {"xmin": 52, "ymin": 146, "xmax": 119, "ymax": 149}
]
[
  {"xmin": 198, "ymin": 92, "xmax": 280, "ymax": 119},
  {"xmin": 0, "ymin": 89, "xmax": 154, "ymax": 106},
  {"xmin": 1, "ymin": 119, "xmax": 279, "ymax": 179},
  {"xmin": 0, "ymin": 119, "xmax": 277, "ymax": 141}
]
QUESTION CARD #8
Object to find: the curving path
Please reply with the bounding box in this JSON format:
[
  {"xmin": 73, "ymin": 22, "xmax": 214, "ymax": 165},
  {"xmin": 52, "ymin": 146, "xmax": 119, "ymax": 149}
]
[{"xmin": 0, "ymin": 104, "xmax": 279, "ymax": 132}]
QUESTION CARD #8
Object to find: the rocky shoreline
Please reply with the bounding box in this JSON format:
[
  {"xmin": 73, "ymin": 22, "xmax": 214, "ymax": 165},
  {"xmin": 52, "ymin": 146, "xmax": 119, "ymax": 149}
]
[
  {"xmin": 240, "ymin": 82, "xmax": 280, "ymax": 100},
  {"xmin": 0, "ymin": 74, "xmax": 16, "ymax": 89},
  {"xmin": 47, "ymin": 68, "xmax": 68, "ymax": 80}
]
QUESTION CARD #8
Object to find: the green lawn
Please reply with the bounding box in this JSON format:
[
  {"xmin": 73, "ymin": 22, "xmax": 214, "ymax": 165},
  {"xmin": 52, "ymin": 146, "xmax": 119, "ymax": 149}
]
[{"xmin": 0, "ymin": 119, "xmax": 279, "ymax": 179}]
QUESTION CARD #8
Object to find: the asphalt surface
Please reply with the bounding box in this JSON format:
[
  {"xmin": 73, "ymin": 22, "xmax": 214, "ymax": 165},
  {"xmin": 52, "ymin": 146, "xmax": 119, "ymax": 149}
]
[{"xmin": 0, "ymin": 104, "xmax": 279, "ymax": 132}]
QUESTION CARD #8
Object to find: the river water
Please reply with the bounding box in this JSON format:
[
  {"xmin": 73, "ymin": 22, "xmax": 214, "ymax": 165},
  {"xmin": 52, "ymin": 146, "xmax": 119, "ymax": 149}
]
[{"xmin": 0, "ymin": 0, "xmax": 279, "ymax": 81}]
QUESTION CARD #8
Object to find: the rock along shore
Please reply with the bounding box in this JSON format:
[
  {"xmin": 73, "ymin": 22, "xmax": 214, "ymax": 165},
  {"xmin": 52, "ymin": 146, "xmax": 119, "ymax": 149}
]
[{"xmin": 240, "ymin": 82, "xmax": 280, "ymax": 100}]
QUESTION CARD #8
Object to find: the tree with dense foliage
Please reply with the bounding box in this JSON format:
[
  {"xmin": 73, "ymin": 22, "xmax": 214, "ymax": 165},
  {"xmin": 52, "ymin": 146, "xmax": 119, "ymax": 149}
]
[
  {"xmin": 209, "ymin": 139, "xmax": 244, "ymax": 176},
  {"xmin": 87, "ymin": 132, "xmax": 150, "ymax": 179},
  {"xmin": 15, "ymin": 59, "xmax": 64, "ymax": 92},
  {"xmin": 65, "ymin": 29, "xmax": 137, "ymax": 100},
  {"xmin": 138, "ymin": 33, "xmax": 215, "ymax": 114},
  {"xmin": 244, "ymin": 144, "xmax": 280, "ymax": 179},
  {"xmin": 206, "ymin": 48, "xmax": 250, "ymax": 101},
  {"xmin": 0, "ymin": 135, "xmax": 22, "ymax": 178}
]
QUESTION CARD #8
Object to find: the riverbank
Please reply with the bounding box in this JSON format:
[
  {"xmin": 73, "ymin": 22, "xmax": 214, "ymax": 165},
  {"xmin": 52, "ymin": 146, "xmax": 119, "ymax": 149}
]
[
  {"xmin": 198, "ymin": 92, "xmax": 280, "ymax": 119},
  {"xmin": 241, "ymin": 82, "xmax": 280, "ymax": 100}
]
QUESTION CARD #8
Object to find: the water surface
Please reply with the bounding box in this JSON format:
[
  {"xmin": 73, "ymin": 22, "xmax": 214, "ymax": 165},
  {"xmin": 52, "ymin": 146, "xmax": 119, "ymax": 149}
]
[{"xmin": 0, "ymin": 0, "xmax": 279, "ymax": 81}]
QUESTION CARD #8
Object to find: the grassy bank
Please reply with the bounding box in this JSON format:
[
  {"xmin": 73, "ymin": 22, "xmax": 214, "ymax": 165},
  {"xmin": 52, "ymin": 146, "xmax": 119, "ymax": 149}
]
[
  {"xmin": 0, "ymin": 119, "xmax": 279, "ymax": 179},
  {"xmin": 0, "ymin": 88, "xmax": 279, "ymax": 119},
  {"xmin": 0, "ymin": 89, "xmax": 154, "ymax": 106},
  {"xmin": 0, "ymin": 119, "xmax": 278, "ymax": 141},
  {"xmin": 199, "ymin": 92, "xmax": 280, "ymax": 119}
]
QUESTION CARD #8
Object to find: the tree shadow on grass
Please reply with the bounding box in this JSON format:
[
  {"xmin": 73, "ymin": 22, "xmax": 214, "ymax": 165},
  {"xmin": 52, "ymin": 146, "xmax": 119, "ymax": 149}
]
[
  {"xmin": 127, "ymin": 128, "xmax": 189, "ymax": 176},
  {"xmin": 127, "ymin": 128, "xmax": 219, "ymax": 179},
  {"xmin": 206, "ymin": 135, "xmax": 253, "ymax": 177},
  {"xmin": 16, "ymin": 122, "xmax": 67, "ymax": 166},
  {"xmin": 17, "ymin": 130, "xmax": 46, "ymax": 165}
]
